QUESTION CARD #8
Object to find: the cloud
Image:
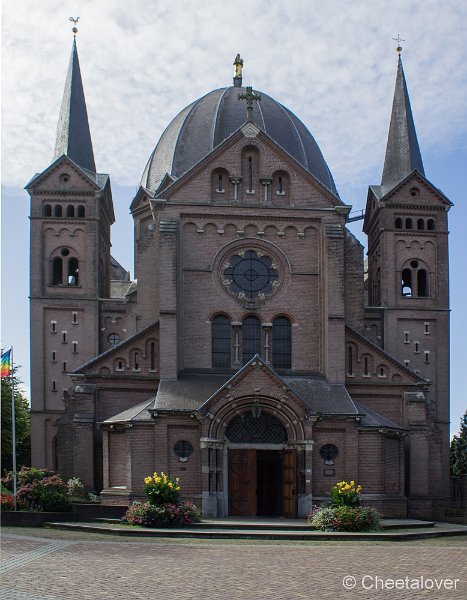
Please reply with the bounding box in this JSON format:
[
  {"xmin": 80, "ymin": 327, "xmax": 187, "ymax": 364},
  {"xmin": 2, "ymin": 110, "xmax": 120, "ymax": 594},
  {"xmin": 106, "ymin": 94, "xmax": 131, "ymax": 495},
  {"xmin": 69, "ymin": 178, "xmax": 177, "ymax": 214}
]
[{"xmin": 3, "ymin": 0, "xmax": 467, "ymax": 208}]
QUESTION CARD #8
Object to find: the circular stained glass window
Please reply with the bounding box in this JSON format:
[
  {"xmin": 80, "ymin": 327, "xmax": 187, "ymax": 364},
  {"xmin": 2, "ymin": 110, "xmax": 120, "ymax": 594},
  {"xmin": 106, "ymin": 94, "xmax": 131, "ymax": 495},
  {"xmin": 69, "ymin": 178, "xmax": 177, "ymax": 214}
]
[
  {"xmin": 319, "ymin": 444, "xmax": 338, "ymax": 464},
  {"xmin": 174, "ymin": 440, "xmax": 193, "ymax": 460},
  {"xmin": 223, "ymin": 249, "xmax": 279, "ymax": 300}
]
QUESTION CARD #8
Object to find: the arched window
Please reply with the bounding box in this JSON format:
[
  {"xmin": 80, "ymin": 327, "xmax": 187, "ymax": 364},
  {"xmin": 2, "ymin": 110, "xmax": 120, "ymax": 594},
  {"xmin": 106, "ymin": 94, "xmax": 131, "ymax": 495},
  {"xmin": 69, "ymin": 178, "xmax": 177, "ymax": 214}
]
[
  {"xmin": 272, "ymin": 316, "xmax": 291, "ymax": 369},
  {"xmin": 150, "ymin": 342, "xmax": 156, "ymax": 371},
  {"xmin": 417, "ymin": 269, "xmax": 428, "ymax": 297},
  {"xmin": 417, "ymin": 218, "xmax": 425, "ymax": 230},
  {"xmin": 77, "ymin": 205, "xmax": 85, "ymax": 218},
  {"xmin": 66, "ymin": 205, "xmax": 75, "ymax": 218},
  {"xmin": 54, "ymin": 205, "xmax": 63, "ymax": 217},
  {"xmin": 427, "ymin": 218, "xmax": 435, "ymax": 230},
  {"xmin": 212, "ymin": 315, "xmax": 231, "ymax": 368},
  {"xmin": 242, "ymin": 145, "xmax": 259, "ymax": 195},
  {"xmin": 272, "ymin": 170, "xmax": 290, "ymax": 198},
  {"xmin": 405, "ymin": 218, "xmax": 413, "ymax": 229},
  {"xmin": 226, "ymin": 411, "xmax": 287, "ymax": 443},
  {"xmin": 211, "ymin": 168, "xmax": 229, "ymax": 198},
  {"xmin": 52, "ymin": 257, "xmax": 63, "ymax": 285},
  {"xmin": 347, "ymin": 345, "xmax": 354, "ymax": 375},
  {"xmin": 401, "ymin": 269, "xmax": 412, "ymax": 297},
  {"xmin": 44, "ymin": 204, "xmax": 52, "ymax": 217},
  {"xmin": 242, "ymin": 316, "xmax": 261, "ymax": 364},
  {"xmin": 395, "ymin": 217, "xmax": 402, "ymax": 229},
  {"xmin": 67, "ymin": 257, "xmax": 79, "ymax": 286}
]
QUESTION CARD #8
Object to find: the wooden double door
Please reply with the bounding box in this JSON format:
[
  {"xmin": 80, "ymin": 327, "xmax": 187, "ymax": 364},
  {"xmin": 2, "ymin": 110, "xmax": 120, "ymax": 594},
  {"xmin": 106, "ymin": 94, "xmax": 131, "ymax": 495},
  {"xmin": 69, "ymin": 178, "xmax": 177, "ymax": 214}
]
[{"xmin": 228, "ymin": 448, "xmax": 297, "ymax": 517}]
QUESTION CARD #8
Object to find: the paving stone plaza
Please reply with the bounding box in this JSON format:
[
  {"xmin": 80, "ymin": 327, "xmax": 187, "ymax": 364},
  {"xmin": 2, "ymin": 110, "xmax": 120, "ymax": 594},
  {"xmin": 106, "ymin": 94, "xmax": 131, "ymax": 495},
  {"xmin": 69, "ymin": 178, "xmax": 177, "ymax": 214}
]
[{"xmin": 1, "ymin": 529, "xmax": 465, "ymax": 599}]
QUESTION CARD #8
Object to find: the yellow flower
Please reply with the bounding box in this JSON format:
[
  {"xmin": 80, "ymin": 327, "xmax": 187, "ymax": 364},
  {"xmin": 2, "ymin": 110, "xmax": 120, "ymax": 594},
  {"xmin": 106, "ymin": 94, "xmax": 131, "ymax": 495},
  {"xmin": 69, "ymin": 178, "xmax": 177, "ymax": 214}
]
[
  {"xmin": 144, "ymin": 476, "xmax": 152, "ymax": 484},
  {"xmin": 350, "ymin": 481, "xmax": 355, "ymax": 487}
]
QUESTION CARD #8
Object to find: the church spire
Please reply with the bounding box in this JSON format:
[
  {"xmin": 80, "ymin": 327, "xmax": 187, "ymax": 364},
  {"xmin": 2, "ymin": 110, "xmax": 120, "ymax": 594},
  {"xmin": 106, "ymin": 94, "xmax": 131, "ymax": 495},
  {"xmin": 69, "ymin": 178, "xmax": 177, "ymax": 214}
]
[
  {"xmin": 53, "ymin": 34, "xmax": 96, "ymax": 173},
  {"xmin": 381, "ymin": 52, "xmax": 424, "ymax": 189}
]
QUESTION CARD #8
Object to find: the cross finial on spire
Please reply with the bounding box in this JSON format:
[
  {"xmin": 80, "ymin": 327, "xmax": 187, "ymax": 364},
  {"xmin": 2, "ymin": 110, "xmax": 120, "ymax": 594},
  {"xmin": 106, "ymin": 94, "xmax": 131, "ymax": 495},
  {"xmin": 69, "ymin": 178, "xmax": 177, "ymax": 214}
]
[
  {"xmin": 69, "ymin": 17, "xmax": 79, "ymax": 38},
  {"xmin": 238, "ymin": 86, "xmax": 261, "ymax": 122},
  {"xmin": 392, "ymin": 33, "xmax": 405, "ymax": 55}
]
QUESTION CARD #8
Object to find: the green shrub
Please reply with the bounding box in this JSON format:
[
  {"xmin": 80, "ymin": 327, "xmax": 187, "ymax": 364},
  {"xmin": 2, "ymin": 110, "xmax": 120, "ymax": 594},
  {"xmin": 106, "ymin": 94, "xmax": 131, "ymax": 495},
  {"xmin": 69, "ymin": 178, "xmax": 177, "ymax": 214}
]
[
  {"xmin": 144, "ymin": 472, "xmax": 181, "ymax": 506},
  {"xmin": 17, "ymin": 473, "xmax": 71, "ymax": 512},
  {"xmin": 122, "ymin": 501, "xmax": 201, "ymax": 528},
  {"xmin": 330, "ymin": 480, "xmax": 362, "ymax": 506},
  {"xmin": 308, "ymin": 506, "xmax": 337, "ymax": 531}
]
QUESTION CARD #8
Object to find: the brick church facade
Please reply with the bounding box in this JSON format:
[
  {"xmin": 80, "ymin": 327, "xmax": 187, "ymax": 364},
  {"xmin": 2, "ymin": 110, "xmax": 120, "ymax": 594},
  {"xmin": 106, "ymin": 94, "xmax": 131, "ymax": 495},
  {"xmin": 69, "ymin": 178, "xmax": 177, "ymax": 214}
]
[{"xmin": 27, "ymin": 41, "xmax": 452, "ymax": 519}]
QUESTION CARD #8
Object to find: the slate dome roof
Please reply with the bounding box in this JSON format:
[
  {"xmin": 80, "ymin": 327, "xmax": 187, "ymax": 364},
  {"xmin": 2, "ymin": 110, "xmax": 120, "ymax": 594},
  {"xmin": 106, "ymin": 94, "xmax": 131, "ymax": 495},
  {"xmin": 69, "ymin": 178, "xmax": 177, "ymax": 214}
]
[{"xmin": 141, "ymin": 86, "xmax": 338, "ymax": 196}]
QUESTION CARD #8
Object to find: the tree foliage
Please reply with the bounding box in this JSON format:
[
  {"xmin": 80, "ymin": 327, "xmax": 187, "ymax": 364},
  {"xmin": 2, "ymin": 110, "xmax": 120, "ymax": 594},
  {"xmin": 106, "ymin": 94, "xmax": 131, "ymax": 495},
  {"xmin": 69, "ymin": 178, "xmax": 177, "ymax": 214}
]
[
  {"xmin": 450, "ymin": 410, "xmax": 467, "ymax": 477},
  {"xmin": 1, "ymin": 370, "xmax": 31, "ymax": 474}
]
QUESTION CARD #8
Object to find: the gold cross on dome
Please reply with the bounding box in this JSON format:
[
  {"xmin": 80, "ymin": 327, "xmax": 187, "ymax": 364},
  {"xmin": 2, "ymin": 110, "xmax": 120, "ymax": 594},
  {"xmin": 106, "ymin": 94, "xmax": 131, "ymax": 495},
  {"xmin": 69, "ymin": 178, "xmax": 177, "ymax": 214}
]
[
  {"xmin": 392, "ymin": 34, "xmax": 405, "ymax": 54},
  {"xmin": 238, "ymin": 86, "xmax": 261, "ymax": 122}
]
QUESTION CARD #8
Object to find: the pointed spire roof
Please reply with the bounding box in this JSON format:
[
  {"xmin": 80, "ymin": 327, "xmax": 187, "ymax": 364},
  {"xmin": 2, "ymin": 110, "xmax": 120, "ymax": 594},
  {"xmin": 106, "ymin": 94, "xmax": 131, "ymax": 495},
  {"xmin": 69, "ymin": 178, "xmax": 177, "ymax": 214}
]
[
  {"xmin": 381, "ymin": 55, "xmax": 424, "ymax": 189},
  {"xmin": 53, "ymin": 39, "xmax": 96, "ymax": 173}
]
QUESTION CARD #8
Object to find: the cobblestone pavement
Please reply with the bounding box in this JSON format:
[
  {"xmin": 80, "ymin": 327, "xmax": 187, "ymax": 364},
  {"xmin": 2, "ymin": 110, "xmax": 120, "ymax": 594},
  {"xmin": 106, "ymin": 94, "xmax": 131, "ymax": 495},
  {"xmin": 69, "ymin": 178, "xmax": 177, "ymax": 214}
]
[{"xmin": 1, "ymin": 530, "xmax": 466, "ymax": 599}]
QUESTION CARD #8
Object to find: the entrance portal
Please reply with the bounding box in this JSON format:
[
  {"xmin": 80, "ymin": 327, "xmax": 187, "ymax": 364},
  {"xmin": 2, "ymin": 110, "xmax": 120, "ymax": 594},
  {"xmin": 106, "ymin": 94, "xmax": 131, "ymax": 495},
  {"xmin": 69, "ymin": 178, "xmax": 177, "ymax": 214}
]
[{"xmin": 228, "ymin": 448, "xmax": 297, "ymax": 517}]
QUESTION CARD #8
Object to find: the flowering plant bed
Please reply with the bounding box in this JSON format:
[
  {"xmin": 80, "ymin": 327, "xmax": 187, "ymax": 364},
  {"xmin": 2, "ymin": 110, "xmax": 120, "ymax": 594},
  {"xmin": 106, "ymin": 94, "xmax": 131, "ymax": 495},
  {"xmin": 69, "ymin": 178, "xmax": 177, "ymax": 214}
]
[
  {"xmin": 122, "ymin": 472, "xmax": 201, "ymax": 528},
  {"xmin": 122, "ymin": 500, "xmax": 201, "ymax": 528},
  {"xmin": 308, "ymin": 481, "xmax": 381, "ymax": 532}
]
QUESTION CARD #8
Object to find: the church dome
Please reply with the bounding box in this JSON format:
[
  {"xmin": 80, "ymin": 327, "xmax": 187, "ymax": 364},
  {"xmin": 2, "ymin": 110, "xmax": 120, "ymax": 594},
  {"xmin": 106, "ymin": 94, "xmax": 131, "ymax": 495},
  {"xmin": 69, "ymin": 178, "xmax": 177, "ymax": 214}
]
[{"xmin": 141, "ymin": 86, "xmax": 338, "ymax": 195}]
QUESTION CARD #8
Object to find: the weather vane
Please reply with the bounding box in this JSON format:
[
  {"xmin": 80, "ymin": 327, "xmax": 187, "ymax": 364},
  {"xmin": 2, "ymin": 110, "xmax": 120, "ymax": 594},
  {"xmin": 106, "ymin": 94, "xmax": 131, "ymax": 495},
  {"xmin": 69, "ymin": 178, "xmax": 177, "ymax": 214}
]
[
  {"xmin": 392, "ymin": 34, "xmax": 405, "ymax": 55},
  {"xmin": 69, "ymin": 17, "xmax": 79, "ymax": 38}
]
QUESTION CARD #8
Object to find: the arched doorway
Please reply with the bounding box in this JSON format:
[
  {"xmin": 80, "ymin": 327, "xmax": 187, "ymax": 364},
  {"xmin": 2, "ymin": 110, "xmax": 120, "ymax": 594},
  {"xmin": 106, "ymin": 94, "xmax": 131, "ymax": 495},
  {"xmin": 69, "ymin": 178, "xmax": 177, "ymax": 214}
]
[{"xmin": 225, "ymin": 410, "xmax": 297, "ymax": 517}]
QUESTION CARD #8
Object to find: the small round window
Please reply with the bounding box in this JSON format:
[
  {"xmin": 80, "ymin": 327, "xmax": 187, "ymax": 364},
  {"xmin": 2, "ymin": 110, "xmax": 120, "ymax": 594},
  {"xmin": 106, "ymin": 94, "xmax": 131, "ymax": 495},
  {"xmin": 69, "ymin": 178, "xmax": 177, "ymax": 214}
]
[
  {"xmin": 320, "ymin": 444, "xmax": 338, "ymax": 464},
  {"xmin": 108, "ymin": 333, "xmax": 121, "ymax": 346},
  {"xmin": 174, "ymin": 440, "xmax": 193, "ymax": 461}
]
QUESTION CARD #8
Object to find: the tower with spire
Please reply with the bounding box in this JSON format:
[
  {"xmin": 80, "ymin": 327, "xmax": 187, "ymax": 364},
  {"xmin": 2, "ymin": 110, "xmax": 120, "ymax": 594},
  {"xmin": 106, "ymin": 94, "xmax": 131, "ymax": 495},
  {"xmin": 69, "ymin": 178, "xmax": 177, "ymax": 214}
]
[
  {"xmin": 363, "ymin": 47, "xmax": 452, "ymax": 517},
  {"xmin": 26, "ymin": 29, "xmax": 115, "ymax": 477}
]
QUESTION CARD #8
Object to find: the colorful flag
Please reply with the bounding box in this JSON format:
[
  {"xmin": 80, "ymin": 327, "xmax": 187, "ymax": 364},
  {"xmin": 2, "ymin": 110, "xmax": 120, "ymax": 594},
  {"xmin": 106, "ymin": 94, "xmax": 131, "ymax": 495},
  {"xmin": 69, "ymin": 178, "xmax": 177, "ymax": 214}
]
[{"xmin": 1, "ymin": 349, "xmax": 12, "ymax": 378}]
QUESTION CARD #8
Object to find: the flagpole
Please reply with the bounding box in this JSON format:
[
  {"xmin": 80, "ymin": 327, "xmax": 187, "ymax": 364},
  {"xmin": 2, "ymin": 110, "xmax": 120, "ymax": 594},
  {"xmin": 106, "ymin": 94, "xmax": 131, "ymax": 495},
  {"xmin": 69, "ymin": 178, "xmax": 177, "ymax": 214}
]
[{"xmin": 11, "ymin": 346, "xmax": 17, "ymax": 511}]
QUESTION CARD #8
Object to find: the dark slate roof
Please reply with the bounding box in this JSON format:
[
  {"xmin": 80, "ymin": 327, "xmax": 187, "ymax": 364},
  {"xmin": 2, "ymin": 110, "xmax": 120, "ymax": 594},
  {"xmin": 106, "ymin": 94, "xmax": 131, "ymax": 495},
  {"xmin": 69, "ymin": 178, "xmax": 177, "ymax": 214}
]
[
  {"xmin": 152, "ymin": 373, "xmax": 232, "ymax": 411},
  {"xmin": 53, "ymin": 40, "xmax": 96, "ymax": 173},
  {"xmin": 381, "ymin": 56, "xmax": 424, "ymax": 192},
  {"xmin": 141, "ymin": 86, "xmax": 337, "ymax": 196},
  {"xmin": 102, "ymin": 399, "xmax": 154, "ymax": 424},
  {"xmin": 282, "ymin": 376, "xmax": 358, "ymax": 415},
  {"xmin": 354, "ymin": 401, "xmax": 406, "ymax": 431},
  {"xmin": 110, "ymin": 255, "xmax": 130, "ymax": 281},
  {"xmin": 150, "ymin": 356, "xmax": 358, "ymax": 416}
]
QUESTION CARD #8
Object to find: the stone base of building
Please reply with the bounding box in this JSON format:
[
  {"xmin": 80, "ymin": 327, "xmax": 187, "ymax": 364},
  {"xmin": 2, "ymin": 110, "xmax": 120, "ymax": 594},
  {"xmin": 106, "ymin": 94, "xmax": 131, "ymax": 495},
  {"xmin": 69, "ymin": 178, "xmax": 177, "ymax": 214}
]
[{"xmin": 408, "ymin": 497, "xmax": 448, "ymax": 521}]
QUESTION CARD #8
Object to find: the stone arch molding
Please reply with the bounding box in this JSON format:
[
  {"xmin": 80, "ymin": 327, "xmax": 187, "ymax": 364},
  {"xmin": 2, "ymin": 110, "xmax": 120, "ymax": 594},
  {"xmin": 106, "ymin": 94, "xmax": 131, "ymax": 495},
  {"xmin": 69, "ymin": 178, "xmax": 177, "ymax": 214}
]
[{"xmin": 206, "ymin": 395, "xmax": 306, "ymax": 443}]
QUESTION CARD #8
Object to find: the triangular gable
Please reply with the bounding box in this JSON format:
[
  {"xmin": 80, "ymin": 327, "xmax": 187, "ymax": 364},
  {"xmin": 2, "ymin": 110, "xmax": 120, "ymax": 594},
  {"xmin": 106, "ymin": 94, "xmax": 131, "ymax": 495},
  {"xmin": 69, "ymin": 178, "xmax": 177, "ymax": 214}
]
[
  {"xmin": 198, "ymin": 355, "xmax": 316, "ymax": 415},
  {"xmin": 129, "ymin": 185, "xmax": 153, "ymax": 212},
  {"xmin": 379, "ymin": 170, "xmax": 453, "ymax": 208},
  {"xmin": 72, "ymin": 321, "xmax": 159, "ymax": 375},
  {"xmin": 155, "ymin": 124, "xmax": 343, "ymax": 208},
  {"xmin": 25, "ymin": 154, "xmax": 105, "ymax": 192},
  {"xmin": 346, "ymin": 326, "xmax": 428, "ymax": 385}
]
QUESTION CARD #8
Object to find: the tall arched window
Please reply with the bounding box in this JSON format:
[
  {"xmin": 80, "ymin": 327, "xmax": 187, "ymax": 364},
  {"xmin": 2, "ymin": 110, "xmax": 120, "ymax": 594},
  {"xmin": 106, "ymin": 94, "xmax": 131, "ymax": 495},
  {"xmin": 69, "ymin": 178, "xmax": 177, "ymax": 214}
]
[
  {"xmin": 395, "ymin": 217, "xmax": 402, "ymax": 229},
  {"xmin": 427, "ymin": 218, "xmax": 435, "ymax": 230},
  {"xmin": 405, "ymin": 218, "xmax": 413, "ymax": 229},
  {"xmin": 67, "ymin": 257, "xmax": 79, "ymax": 286},
  {"xmin": 212, "ymin": 315, "xmax": 231, "ymax": 368},
  {"xmin": 77, "ymin": 205, "xmax": 85, "ymax": 218},
  {"xmin": 66, "ymin": 205, "xmax": 75, "ymax": 217},
  {"xmin": 401, "ymin": 269, "xmax": 412, "ymax": 297},
  {"xmin": 242, "ymin": 316, "xmax": 261, "ymax": 364},
  {"xmin": 417, "ymin": 269, "xmax": 428, "ymax": 297},
  {"xmin": 272, "ymin": 316, "xmax": 291, "ymax": 368},
  {"xmin": 54, "ymin": 205, "xmax": 62, "ymax": 217},
  {"xmin": 44, "ymin": 204, "xmax": 52, "ymax": 217},
  {"xmin": 417, "ymin": 218, "xmax": 425, "ymax": 230},
  {"xmin": 52, "ymin": 257, "xmax": 63, "ymax": 285}
]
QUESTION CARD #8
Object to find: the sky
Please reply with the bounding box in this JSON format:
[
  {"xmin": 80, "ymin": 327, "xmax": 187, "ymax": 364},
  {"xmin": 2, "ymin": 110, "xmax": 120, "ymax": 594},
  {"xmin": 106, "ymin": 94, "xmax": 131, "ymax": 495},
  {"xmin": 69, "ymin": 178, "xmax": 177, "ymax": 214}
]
[{"xmin": 1, "ymin": 0, "xmax": 466, "ymax": 436}]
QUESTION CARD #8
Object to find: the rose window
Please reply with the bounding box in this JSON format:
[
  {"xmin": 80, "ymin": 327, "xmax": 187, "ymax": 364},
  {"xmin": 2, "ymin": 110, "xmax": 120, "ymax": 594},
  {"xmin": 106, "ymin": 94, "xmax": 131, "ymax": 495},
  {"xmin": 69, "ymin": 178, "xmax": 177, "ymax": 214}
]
[{"xmin": 223, "ymin": 250, "xmax": 279, "ymax": 300}]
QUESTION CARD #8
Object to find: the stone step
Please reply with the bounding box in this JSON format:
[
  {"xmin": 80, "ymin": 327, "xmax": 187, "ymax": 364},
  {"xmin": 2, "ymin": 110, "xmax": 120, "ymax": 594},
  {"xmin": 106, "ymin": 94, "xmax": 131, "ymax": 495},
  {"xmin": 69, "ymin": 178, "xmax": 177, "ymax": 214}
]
[
  {"xmin": 92, "ymin": 517, "xmax": 436, "ymax": 531},
  {"xmin": 45, "ymin": 521, "xmax": 467, "ymax": 541}
]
